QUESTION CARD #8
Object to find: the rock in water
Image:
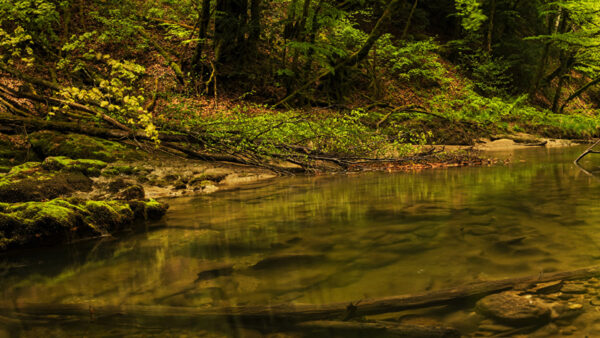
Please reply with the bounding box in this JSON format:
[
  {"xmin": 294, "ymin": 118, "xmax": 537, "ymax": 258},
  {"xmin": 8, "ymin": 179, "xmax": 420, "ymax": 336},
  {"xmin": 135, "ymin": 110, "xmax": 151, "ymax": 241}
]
[
  {"xmin": 476, "ymin": 291, "xmax": 551, "ymax": 326},
  {"xmin": 251, "ymin": 254, "xmax": 323, "ymax": 270},
  {"xmin": 195, "ymin": 263, "xmax": 234, "ymax": 282},
  {"xmin": 561, "ymin": 283, "xmax": 587, "ymax": 294}
]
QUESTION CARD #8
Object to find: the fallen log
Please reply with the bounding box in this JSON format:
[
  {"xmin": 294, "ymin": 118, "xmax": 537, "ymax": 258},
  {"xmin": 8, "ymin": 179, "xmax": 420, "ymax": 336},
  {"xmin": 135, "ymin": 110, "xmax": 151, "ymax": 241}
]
[
  {"xmin": 0, "ymin": 115, "xmax": 193, "ymax": 144},
  {"xmin": 4, "ymin": 265, "xmax": 600, "ymax": 326},
  {"xmin": 295, "ymin": 320, "xmax": 460, "ymax": 337}
]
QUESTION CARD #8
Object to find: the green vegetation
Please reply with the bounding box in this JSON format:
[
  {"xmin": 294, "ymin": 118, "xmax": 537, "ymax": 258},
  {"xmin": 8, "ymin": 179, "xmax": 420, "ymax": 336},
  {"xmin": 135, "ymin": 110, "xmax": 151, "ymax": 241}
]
[{"xmin": 0, "ymin": 0, "xmax": 599, "ymax": 169}]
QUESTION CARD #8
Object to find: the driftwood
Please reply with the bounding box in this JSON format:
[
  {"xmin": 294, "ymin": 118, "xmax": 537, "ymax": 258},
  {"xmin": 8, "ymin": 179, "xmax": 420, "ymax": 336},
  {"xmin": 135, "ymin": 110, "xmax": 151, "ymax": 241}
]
[
  {"xmin": 296, "ymin": 320, "xmax": 460, "ymax": 337},
  {"xmin": 574, "ymin": 138, "xmax": 600, "ymax": 177},
  {"xmin": 4, "ymin": 265, "xmax": 600, "ymax": 327}
]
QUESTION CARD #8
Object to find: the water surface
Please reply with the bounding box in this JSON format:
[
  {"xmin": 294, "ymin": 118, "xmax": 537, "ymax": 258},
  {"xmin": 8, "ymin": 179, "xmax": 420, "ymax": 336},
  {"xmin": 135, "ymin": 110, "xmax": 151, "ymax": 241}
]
[{"xmin": 2, "ymin": 146, "xmax": 600, "ymax": 336}]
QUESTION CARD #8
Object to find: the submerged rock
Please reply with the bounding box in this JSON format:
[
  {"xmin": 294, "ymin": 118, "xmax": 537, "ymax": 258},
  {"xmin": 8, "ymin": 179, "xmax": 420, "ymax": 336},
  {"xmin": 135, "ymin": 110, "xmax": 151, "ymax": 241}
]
[
  {"xmin": 561, "ymin": 283, "xmax": 587, "ymax": 294},
  {"xmin": 251, "ymin": 254, "xmax": 324, "ymax": 270},
  {"xmin": 0, "ymin": 198, "xmax": 167, "ymax": 251},
  {"xmin": 476, "ymin": 291, "xmax": 551, "ymax": 326},
  {"xmin": 195, "ymin": 263, "xmax": 234, "ymax": 282}
]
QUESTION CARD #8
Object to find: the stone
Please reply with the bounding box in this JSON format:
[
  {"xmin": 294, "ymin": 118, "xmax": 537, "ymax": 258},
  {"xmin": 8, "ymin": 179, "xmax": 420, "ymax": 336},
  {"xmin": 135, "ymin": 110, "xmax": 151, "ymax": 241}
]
[
  {"xmin": 251, "ymin": 254, "xmax": 324, "ymax": 270},
  {"xmin": 0, "ymin": 162, "xmax": 93, "ymax": 203},
  {"xmin": 560, "ymin": 325, "xmax": 577, "ymax": 335},
  {"xmin": 561, "ymin": 283, "xmax": 587, "ymax": 294},
  {"xmin": 195, "ymin": 263, "xmax": 234, "ymax": 282},
  {"xmin": 0, "ymin": 198, "xmax": 167, "ymax": 251},
  {"xmin": 444, "ymin": 310, "xmax": 484, "ymax": 333},
  {"xmin": 478, "ymin": 323, "xmax": 515, "ymax": 333},
  {"xmin": 117, "ymin": 185, "xmax": 145, "ymax": 200},
  {"xmin": 558, "ymin": 293, "xmax": 573, "ymax": 300},
  {"xmin": 29, "ymin": 130, "xmax": 141, "ymax": 162},
  {"xmin": 476, "ymin": 291, "xmax": 551, "ymax": 326},
  {"xmin": 550, "ymin": 302, "xmax": 584, "ymax": 320},
  {"xmin": 108, "ymin": 178, "xmax": 130, "ymax": 193}
]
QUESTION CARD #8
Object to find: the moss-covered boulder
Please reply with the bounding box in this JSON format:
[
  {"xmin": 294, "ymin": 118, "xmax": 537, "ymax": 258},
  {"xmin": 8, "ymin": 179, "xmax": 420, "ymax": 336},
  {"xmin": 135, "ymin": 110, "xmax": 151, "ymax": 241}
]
[
  {"xmin": 42, "ymin": 156, "xmax": 107, "ymax": 176},
  {"xmin": 0, "ymin": 162, "xmax": 93, "ymax": 202},
  {"xmin": 0, "ymin": 198, "xmax": 168, "ymax": 251},
  {"xmin": 29, "ymin": 131, "xmax": 141, "ymax": 162},
  {"xmin": 116, "ymin": 185, "xmax": 145, "ymax": 200}
]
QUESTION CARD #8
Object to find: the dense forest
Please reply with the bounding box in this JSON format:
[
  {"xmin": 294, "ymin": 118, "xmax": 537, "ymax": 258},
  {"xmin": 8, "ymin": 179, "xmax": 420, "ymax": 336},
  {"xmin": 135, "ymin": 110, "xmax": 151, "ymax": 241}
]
[
  {"xmin": 6, "ymin": 2, "xmax": 600, "ymax": 336},
  {"xmin": 1, "ymin": 0, "xmax": 600, "ymax": 166}
]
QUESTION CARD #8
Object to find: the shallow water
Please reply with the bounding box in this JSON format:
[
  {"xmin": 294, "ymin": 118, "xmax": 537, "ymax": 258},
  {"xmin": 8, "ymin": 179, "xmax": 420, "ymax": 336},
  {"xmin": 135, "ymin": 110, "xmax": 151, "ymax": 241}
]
[{"xmin": 2, "ymin": 146, "xmax": 600, "ymax": 336}]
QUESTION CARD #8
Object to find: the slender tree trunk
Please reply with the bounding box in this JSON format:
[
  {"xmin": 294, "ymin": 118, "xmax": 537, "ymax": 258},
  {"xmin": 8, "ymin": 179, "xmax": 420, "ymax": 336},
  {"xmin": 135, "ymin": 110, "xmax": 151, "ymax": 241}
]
[
  {"xmin": 191, "ymin": 0, "xmax": 212, "ymax": 72},
  {"xmin": 529, "ymin": 12, "xmax": 554, "ymax": 96},
  {"xmin": 401, "ymin": 0, "xmax": 418, "ymax": 40},
  {"xmin": 214, "ymin": 0, "xmax": 249, "ymax": 63},
  {"xmin": 552, "ymin": 68, "xmax": 568, "ymax": 113},
  {"xmin": 274, "ymin": 0, "xmax": 401, "ymax": 107},
  {"xmin": 248, "ymin": 0, "xmax": 261, "ymax": 46},
  {"xmin": 486, "ymin": 0, "xmax": 496, "ymax": 53},
  {"xmin": 559, "ymin": 76, "xmax": 600, "ymax": 113}
]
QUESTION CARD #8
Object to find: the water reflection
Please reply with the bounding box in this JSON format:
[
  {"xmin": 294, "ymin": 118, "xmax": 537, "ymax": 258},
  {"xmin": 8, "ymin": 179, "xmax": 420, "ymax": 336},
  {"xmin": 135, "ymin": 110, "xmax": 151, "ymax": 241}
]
[{"xmin": 2, "ymin": 146, "xmax": 600, "ymax": 336}]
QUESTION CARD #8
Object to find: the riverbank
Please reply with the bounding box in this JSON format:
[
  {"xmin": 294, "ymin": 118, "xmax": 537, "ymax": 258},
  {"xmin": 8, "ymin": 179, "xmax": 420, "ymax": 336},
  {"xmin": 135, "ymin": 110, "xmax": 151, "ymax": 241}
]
[{"xmin": 0, "ymin": 125, "xmax": 589, "ymax": 253}]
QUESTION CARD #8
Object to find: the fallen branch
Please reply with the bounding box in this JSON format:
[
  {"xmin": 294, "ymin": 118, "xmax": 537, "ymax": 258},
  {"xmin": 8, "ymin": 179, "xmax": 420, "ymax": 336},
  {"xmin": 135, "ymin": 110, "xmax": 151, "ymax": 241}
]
[
  {"xmin": 574, "ymin": 138, "xmax": 600, "ymax": 177},
  {"xmin": 295, "ymin": 320, "xmax": 460, "ymax": 337},
  {"xmin": 5, "ymin": 265, "xmax": 600, "ymax": 325},
  {"xmin": 0, "ymin": 85, "xmax": 130, "ymax": 131}
]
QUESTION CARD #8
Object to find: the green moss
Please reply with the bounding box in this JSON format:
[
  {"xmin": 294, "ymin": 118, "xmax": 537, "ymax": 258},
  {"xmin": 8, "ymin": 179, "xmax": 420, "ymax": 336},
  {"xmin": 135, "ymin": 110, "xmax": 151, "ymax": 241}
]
[
  {"xmin": 0, "ymin": 198, "xmax": 168, "ymax": 252},
  {"xmin": 0, "ymin": 162, "xmax": 92, "ymax": 203},
  {"xmin": 0, "ymin": 166, "xmax": 10, "ymax": 173},
  {"xmin": 29, "ymin": 131, "xmax": 142, "ymax": 162},
  {"xmin": 7, "ymin": 162, "xmax": 43, "ymax": 177},
  {"xmin": 42, "ymin": 156, "xmax": 107, "ymax": 176}
]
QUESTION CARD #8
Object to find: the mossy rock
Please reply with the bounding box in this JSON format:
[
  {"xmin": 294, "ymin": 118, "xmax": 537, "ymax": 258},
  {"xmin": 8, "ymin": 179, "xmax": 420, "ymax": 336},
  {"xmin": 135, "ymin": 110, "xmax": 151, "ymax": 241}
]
[
  {"xmin": 188, "ymin": 173, "xmax": 227, "ymax": 186},
  {"xmin": 42, "ymin": 156, "xmax": 107, "ymax": 176},
  {"xmin": 128, "ymin": 199, "xmax": 168, "ymax": 220},
  {"xmin": 116, "ymin": 185, "xmax": 145, "ymax": 200},
  {"xmin": 0, "ymin": 198, "xmax": 168, "ymax": 251},
  {"xmin": 0, "ymin": 162, "xmax": 93, "ymax": 203},
  {"xmin": 29, "ymin": 131, "xmax": 142, "ymax": 162},
  {"xmin": 102, "ymin": 165, "xmax": 140, "ymax": 176}
]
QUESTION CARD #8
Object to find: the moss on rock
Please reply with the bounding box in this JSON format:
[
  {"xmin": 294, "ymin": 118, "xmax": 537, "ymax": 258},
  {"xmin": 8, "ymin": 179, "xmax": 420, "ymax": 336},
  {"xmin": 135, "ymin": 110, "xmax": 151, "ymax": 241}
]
[
  {"xmin": 116, "ymin": 185, "xmax": 145, "ymax": 200},
  {"xmin": 0, "ymin": 161, "xmax": 93, "ymax": 203},
  {"xmin": 42, "ymin": 156, "xmax": 107, "ymax": 176},
  {"xmin": 29, "ymin": 131, "xmax": 141, "ymax": 162},
  {"xmin": 0, "ymin": 198, "xmax": 168, "ymax": 251}
]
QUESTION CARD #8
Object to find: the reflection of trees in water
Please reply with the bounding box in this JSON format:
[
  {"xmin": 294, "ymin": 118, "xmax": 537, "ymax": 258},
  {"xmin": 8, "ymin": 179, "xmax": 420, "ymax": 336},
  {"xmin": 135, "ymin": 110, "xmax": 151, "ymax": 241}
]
[{"xmin": 4, "ymin": 148, "xmax": 600, "ymax": 315}]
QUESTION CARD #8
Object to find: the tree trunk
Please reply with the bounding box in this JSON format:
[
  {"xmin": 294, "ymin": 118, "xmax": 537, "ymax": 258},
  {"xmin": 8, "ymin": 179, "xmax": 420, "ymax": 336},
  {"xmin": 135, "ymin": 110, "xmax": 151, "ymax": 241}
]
[
  {"xmin": 273, "ymin": 0, "xmax": 401, "ymax": 107},
  {"xmin": 401, "ymin": 0, "xmax": 418, "ymax": 40},
  {"xmin": 191, "ymin": 0, "xmax": 212, "ymax": 71},
  {"xmin": 214, "ymin": 0, "xmax": 249, "ymax": 63},
  {"xmin": 248, "ymin": 0, "xmax": 261, "ymax": 48},
  {"xmin": 486, "ymin": 0, "xmax": 496, "ymax": 53},
  {"xmin": 559, "ymin": 76, "xmax": 600, "ymax": 113}
]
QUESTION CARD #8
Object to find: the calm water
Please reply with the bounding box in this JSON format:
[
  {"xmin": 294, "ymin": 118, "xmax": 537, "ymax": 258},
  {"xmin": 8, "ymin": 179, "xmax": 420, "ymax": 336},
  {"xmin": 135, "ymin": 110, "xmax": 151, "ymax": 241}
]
[{"xmin": 2, "ymin": 146, "xmax": 600, "ymax": 336}]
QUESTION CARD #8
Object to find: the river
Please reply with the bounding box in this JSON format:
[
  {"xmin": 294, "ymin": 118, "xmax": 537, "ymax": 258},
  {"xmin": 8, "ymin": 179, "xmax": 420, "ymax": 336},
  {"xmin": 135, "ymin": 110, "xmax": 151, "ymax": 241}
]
[{"xmin": 2, "ymin": 145, "xmax": 600, "ymax": 336}]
